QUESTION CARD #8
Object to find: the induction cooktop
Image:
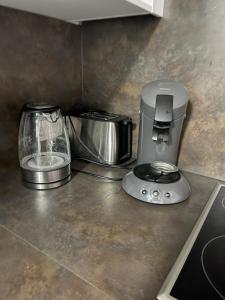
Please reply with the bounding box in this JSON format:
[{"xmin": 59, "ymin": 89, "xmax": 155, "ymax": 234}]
[{"xmin": 158, "ymin": 184, "xmax": 225, "ymax": 300}]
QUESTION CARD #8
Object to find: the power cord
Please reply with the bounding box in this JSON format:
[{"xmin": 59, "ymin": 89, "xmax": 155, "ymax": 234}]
[
  {"xmin": 71, "ymin": 156, "xmax": 136, "ymax": 182},
  {"xmin": 71, "ymin": 167, "xmax": 123, "ymax": 182},
  {"xmin": 72, "ymin": 156, "xmax": 136, "ymax": 170}
]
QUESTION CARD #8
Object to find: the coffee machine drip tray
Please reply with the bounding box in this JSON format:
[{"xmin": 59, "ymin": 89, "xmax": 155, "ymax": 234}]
[
  {"xmin": 134, "ymin": 162, "xmax": 181, "ymax": 184},
  {"xmin": 122, "ymin": 162, "xmax": 191, "ymax": 205}
]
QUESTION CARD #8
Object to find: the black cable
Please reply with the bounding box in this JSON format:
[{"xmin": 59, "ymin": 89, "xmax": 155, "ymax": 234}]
[
  {"xmin": 71, "ymin": 156, "xmax": 136, "ymax": 170},
  {"xmin": 71, "ymin": 154, "xmax": 136, "ymax": 182},
  {"xmin": 71, "ymin": 167, "xmax": 123, "ymax": 182}
]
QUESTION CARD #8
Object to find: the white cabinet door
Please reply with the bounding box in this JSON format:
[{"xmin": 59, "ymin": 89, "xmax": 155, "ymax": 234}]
[
  {"xmin": 0, "ymin": 0, "xmax": 164, "ymax": 23},
  {"xmin": 127, "ymin": 0, "xmax": 164, "ymax": 17}
]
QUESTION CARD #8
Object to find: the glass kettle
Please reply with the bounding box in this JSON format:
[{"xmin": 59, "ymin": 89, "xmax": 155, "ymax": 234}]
[{"xmin": 18, "ymin": 103, "xmax": 71, "ymax": 189}]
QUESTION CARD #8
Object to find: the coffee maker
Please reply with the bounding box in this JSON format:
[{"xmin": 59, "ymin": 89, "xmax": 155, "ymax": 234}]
[{"xmin": 122, "ymin": 80, "xmax": 191, "ymax": 205}]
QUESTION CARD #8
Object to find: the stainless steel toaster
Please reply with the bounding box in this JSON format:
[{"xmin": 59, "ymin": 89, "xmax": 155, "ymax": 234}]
[{"xmin": 65, "ymin": 112, "xmax": 132, "ymax": 165}]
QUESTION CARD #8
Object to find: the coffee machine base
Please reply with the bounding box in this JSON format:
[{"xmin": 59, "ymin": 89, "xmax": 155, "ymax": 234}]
[{"xmin": 122, "ymin": 169, "xmax": 191, "ymax": 205}]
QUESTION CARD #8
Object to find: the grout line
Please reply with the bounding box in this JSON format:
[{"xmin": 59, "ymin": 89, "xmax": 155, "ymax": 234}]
[
  {"xmin": 81, "ymin": 25, "xmax": 84, "ymax": 101},
  {"xmin": 0, "ymin": 224, "xmax": 112, "ymax": 300}
]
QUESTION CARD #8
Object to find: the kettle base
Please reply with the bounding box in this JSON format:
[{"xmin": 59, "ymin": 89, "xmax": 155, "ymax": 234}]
[
  {"xmin": 23, "ymin": 175, "xmax": 71, "ymax": 190},
  {"xmin": 21, "ymin": 164, "xmax": 71, "ymax": 190}
]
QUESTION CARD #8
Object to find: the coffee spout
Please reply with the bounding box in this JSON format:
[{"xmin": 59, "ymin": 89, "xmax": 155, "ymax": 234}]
[{"xmin": 152, "ymin": 94, "xmax": 173, "ymax": 142}]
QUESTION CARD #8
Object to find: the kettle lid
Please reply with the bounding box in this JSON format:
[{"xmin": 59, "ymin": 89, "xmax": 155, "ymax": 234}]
[{"xmin": 24, "ymin": 103, "xmax": 59, "ymax": 113}]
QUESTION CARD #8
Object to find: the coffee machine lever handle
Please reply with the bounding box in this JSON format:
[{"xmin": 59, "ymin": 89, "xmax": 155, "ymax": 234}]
[{"xmin": 154, "ymin": 94, "xmax": 173, "ymax": 123}]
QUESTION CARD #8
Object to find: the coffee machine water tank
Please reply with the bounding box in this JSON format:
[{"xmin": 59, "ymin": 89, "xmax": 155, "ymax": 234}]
[{"xmin": 137, "ymin": 80, "xmax": 189, "ymax": 165}]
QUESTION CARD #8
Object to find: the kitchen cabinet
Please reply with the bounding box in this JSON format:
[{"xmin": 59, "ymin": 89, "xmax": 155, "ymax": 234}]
[{"xmin": 0, "ymin": 0, "xmax": 164, "ymax": 24}]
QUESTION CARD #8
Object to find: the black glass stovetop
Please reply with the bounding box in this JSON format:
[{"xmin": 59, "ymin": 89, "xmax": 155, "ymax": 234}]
[{"xmin": 170, "ymin": 186, "xmax": 225, "ymax": 300}]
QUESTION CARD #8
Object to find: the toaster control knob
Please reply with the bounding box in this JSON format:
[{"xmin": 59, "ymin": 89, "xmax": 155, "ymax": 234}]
[
  {"xmin": 165, "ymin": 192, "xmax": 171, "ymax": 198},
  {"xmin": 153, "ymin": 190, "xmax": 159, "ymax": 197},
  {"xmin": 141, "ymin": 189, "xmax": 148, "ymax": 195}
]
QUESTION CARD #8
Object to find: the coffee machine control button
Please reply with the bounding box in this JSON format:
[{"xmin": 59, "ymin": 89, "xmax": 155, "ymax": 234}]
[
  {"xmin": 141, "ymin": 189, "xmax": 148, "ymax": 195},
  {"xmin": 153, "ymin": 190, "xmax": 159, "ymax": 197},
  {"xmin": 165, "ymin": 192, "xmax": 171, "ymax": 198}
]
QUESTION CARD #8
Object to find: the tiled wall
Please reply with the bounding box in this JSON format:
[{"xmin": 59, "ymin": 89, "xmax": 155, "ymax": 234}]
[
  {"xmin": 83, "ymin": 0, "xmax": 225, "ymax": 180},
  {"xmin": 1, "ymin": 1, "xmax": 225, "ymax": 180},
  {"xmin": 0, "ymin": 6, "xmax": 82, "ymax": 167}
]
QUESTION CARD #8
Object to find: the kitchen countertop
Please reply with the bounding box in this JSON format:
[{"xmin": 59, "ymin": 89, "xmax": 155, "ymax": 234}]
[{"xmin": 0, "ymin": 162, "xmax": 221, "ymax": 300}]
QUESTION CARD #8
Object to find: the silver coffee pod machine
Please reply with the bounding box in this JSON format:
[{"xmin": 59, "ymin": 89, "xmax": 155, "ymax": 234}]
[{"xmin": 122, "ymin": 80, "xmax": 191, "ymax": 204}]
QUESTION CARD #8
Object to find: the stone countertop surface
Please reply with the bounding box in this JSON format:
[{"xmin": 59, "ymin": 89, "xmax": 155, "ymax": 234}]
[{"xmin": 0, "ymin": 162, "xmax": 221, "ymax": 300}]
